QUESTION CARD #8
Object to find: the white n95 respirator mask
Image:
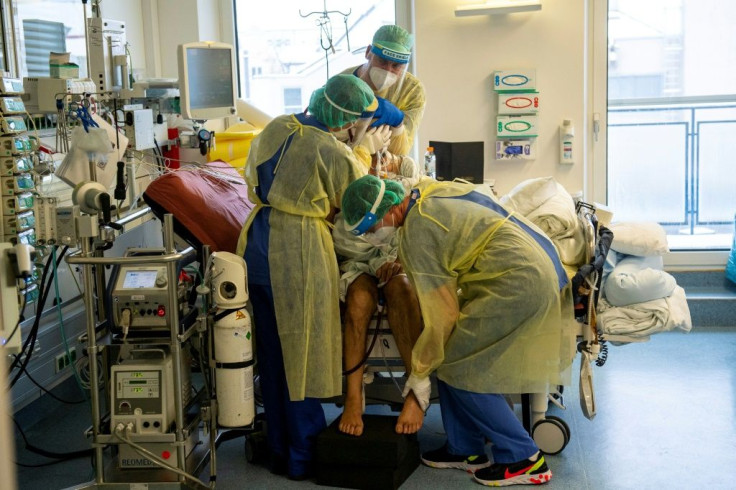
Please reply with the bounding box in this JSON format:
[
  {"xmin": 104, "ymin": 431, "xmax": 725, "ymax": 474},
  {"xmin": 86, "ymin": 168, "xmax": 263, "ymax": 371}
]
[
  {"xmin": 333, "ymin": 124, "xmax": 356, "ymax": 143},
  {"xmin": 369, "ymin": 67, "xmax": 399, "ymax": 92}
]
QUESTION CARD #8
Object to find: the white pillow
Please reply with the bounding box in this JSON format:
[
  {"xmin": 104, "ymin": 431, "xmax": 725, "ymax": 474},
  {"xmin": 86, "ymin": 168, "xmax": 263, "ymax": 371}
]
[
  {"xmin": 500, "ymin": 177, "xmax": 557, "ymax": 216},
  {"xmin": 604, "ymin": 255, "xmax": 676, "ymax": 307},
  {"xmin": 609, "ymin": 221, "xmax": 669, "ymax": 256}
]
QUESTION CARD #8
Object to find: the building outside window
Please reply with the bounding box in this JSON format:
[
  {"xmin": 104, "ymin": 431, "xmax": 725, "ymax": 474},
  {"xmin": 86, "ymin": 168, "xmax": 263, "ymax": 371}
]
[
  {"xmin": 233, "ymin": 0, "xmax": 395, "ymax": 117},
  {"xmin": 606, "ymin": 0, "xmax": 736, "ymax": 251},
  {"xmin": 12, "ymin": 0, "xmax": 88, "ymax": 77},
  {"xmin": 282, "ymin": 87, "xmax": 303, "ymax": 114}
]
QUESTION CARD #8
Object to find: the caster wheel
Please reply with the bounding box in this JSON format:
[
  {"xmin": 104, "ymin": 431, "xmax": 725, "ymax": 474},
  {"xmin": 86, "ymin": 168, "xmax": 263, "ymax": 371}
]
[
  {"xmin": 548, "ymin": 415, "xmax": 571, "ymax": 441},
  {"xmin": 245, "ymin": 431, "xmax": 267, "ymax": 464},
  {"xmin": 532, "ymin": 416, "xmax": 569, "ymax": 455}
]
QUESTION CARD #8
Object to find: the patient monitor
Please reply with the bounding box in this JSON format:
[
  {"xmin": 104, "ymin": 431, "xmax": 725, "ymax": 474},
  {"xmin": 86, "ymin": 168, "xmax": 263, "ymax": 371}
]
[{"xmin": 178, "ymin": 42, "xmax": 237, "ymax": 120}]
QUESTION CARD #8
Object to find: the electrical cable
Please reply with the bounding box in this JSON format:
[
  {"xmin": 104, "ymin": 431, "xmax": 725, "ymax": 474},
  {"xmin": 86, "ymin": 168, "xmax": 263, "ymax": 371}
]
[
  {"xmin": 3, "ymin": 295, "xmax": 27, "ymax": 352},
  {"xmin": 18, "ymin": 363, "xmax": 85, "ymax": 405},
  {"xmin": 12, "ymin": 418, "xmax": 93, "ymax": 460},
  {"xmin": 7, "ymin": 249, "xmax": 56, "ymax": 375},
  {"xmin": 8, "ymin": 246, "xmax": 69, "ymax": 388},
  {"xmin": 15, "ymin": 459, "xmax": 77, "ymax": 468},
  {"xmin": 153, "ymin": 137, "xmax": 166, "ymax": 173}
]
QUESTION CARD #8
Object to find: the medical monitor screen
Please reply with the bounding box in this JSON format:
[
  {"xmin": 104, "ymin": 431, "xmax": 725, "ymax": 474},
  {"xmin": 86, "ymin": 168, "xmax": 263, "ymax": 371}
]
[
  {"xmin": 185, "ymin": 47, "xmax": 234, "ymax": 110},
  {"xmin": 122, "ymin": 270, "xmax": 158, "ymax": 289}
]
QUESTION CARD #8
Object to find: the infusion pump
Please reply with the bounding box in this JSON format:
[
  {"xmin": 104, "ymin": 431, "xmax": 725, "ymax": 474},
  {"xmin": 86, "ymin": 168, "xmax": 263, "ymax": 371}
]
[{"xmin": 111, "ymin": 264, "xmax": 180, "ymax": 330}]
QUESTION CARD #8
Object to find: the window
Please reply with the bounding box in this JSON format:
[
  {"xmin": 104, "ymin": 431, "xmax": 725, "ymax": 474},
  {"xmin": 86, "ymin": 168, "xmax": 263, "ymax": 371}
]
[
  {"xmin": 13, "ymin": 0, "xmax": 88, "ymax": 77},
  {"xmin": 598, "ymin": 0, "xmax": 736, "ymax": 254},
  {"xmin": 233, "ymin": 0, "xmax": 396, "ymax": 116},
  {"xmin": 283, "ymin": 87, "xmax": 302, "ymax": 113},
  {"xmin": 0, "ymin": 2, "xmax": 7, "ymax": 72}
]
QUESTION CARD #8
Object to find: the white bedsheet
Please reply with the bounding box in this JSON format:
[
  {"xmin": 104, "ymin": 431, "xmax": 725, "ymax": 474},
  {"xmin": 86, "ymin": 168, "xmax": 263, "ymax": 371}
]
[{"xmin": 597, "ymin": 285, "xmax": 692, "ymax": 340}]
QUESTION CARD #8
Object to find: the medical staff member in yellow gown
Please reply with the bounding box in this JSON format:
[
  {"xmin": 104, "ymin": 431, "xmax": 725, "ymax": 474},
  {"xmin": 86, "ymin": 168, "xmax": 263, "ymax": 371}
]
[
  {"xmin": 236, "ymin": 75, "xmax": 377, "ymax": 480},
  {"xmin": 341, "ymin": 24, "xmax": 426, "ymax": 166},
  {"xmin": 341, "ymin": 175, "xmax": 575, "ymax": 487}
]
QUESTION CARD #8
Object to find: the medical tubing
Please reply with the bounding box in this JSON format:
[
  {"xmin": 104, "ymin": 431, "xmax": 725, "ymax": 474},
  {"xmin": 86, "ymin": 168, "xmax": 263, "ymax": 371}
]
[
  {"xmin": 342, "ymin": 305, "xmax": 384, "ymax": 376},
  {"xmin": 113, "ymin": 425, "xmax": 208, "ymax": 488},
  {"xmin": 52, "ymin": 246, "xmax": 90, "ymax": 403},
  {"xmin": 379, "ymin": 339, "xmax": 403, "ymax": 394}
]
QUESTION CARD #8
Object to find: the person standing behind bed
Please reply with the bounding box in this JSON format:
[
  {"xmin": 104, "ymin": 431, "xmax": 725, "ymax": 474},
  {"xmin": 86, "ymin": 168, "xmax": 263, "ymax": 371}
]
[
  {"xmin": 341, "ymin": 24, "xmax": 426, "ymax": 168},
  {"xmin": 341, "ymin": 175, "xmax": 576, "ymax": 487},
  {"xmin": 235, "ymin": 74, "xmax": 377, "ymax": 480},
  {"xmin": 335, "ymin": 24, "xmax": 427, "ymax": 438}
]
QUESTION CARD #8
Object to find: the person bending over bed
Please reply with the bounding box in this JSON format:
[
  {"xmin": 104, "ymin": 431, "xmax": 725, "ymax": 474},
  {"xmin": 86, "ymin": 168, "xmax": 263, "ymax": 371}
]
[
  {"xmin": 235, "ymin": 74, "xmax": 377, "ymax": 481},
  {"xmin": 341, "ymin": 175, "xmax": 575, "ymax": 487}
]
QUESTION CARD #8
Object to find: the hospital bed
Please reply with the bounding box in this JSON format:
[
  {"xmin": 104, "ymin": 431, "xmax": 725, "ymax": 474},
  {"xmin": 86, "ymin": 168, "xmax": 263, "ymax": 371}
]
[{"xmin": 141, "ymin": 166, "xmax": 617, "ymax": 456}]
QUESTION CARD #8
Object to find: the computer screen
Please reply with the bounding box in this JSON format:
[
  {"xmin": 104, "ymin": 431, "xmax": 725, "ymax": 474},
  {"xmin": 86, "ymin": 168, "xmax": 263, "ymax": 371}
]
[
  {"xmin": 429, "ymin": 141, "xmax": 485, "ymax": 184},
  {"xmin": 178, "ymin": 42, "xmax": 237, "ymax": 120},
  {"xmin": 122, "ymin": 270, "xmax": 158, "ymax": 289}
]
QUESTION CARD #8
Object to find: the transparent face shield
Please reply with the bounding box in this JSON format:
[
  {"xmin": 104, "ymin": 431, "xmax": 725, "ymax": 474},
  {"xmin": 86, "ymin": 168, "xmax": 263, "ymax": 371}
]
[{"xmin": 348, "ymin": 52, "xmax": 409, "ymax": 148}]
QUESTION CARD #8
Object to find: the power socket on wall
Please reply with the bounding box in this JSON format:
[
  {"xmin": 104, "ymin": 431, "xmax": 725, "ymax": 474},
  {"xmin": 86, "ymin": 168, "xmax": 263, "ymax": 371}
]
[{"xmin": 54, "ymin": 347, "xmax": 77, "ymax": 373}]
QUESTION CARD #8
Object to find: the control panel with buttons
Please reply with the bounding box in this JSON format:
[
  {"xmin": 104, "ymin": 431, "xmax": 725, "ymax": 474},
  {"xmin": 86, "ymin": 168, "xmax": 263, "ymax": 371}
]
[{"xmin": 111, "ymin": 264, "xmax": 175, "ymax": 330}]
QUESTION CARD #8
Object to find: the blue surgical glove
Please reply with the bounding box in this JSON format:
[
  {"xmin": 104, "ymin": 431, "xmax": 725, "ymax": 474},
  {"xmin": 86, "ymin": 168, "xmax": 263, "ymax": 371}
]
[{"xmin": 371, "ymin": 97, "xmax": 404, "ymax": 128}]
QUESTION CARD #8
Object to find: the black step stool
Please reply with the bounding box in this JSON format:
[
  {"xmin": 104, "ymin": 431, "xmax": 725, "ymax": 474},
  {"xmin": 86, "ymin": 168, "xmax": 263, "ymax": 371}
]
[{"xmin": 315, "ymin": 414, "xmax": 420, "ymax": 489}]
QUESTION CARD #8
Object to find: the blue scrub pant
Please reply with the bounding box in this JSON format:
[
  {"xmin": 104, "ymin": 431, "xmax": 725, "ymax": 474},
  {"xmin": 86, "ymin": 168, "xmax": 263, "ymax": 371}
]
[
  {"xmin": 249, "ymin": 284, "xmax": 327, "ymax": 477},
  {"xmin": 437, "ymin": 379, "xmax": 538, "ymax": 464}
]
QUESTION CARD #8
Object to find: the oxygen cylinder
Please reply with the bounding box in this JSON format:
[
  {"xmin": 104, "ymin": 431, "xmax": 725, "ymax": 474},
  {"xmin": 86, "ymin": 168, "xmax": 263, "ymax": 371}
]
[
  {"xmin": 210, "ymin": 251, "xmax": 254, "ymax": 427},
  {"xmin": 213, "ymin": 307, "xmax": 255, "ymax": 427}
]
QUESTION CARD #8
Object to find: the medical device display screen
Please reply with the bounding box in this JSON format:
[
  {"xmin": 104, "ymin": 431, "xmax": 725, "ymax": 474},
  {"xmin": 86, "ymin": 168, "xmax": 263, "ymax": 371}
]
[
  {"xmin": 118, "ymin": 371, "xmax": 160, "ymax": 399},
  {"xmin": 122, "ymin": 270, "xmax": 158, "ymax": 289},
  {"xmin": 186, "ymin": 48, "xmax": 234, "ymax": 109}
]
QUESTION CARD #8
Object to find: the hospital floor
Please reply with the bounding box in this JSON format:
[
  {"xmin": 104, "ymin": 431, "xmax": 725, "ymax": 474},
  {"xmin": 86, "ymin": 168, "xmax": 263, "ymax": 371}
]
[{"xmin": 13, "ymin": 326, "xmax": 736, "ymax": 490}]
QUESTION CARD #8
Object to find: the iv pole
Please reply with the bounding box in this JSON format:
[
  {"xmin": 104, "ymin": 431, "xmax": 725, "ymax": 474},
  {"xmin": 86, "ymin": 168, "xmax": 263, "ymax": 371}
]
[{"xmin": 299, "ymin": 0, "xmax": 351, "ymax": 79}]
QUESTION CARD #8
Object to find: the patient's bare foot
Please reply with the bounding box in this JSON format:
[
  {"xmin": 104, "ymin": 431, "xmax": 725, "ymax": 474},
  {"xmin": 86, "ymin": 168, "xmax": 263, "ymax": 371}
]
[
  {"xmin": 338, "ymin": 393, "xmax": 364, "ymax": 437},
  {"xmin": 395, "ymin": 392, "xmax": 424, "ymax": 434}
]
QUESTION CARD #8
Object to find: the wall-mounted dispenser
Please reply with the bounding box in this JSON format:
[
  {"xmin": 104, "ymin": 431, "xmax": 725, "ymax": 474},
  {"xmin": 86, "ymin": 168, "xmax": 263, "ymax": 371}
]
[{"xmin": 559, "ymin": 119, "xmax": 574, "ymax": 165}]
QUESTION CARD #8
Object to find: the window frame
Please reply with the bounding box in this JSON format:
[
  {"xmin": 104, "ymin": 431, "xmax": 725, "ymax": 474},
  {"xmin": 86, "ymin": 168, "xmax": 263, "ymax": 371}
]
[{"xmin": 590, "ymin": 0, "xmax": 730, "ymax": 270}]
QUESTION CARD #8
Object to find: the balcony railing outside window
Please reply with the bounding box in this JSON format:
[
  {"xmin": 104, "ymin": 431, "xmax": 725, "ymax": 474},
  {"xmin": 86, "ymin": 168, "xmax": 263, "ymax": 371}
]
[{"xmin": 608, "ymin": 98, "xmax": 736, "ymax": 250}]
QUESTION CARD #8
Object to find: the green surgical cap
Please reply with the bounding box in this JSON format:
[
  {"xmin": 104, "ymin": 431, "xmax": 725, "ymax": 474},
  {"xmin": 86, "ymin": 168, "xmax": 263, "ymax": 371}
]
[
  {"xmin": 372, "ymin": 25, "xmax": 413, "ymax": 62},
  {"xmin": 342, "ymin": 175, "xmax": 405, "ymax": 226},
  {"xmin": 308, "ymin": 74, "xmax": 376, "ymax": 128}
]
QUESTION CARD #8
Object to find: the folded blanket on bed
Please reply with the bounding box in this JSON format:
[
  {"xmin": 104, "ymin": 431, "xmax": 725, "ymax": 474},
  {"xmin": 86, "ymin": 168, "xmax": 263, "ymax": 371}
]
[
  {"xmin": 501, "ymin": 178, "xmax": 585, "ymax": 266},
  {"xmin": 597, "ymin": 285, "xmax": 692, "ymax": 339}
]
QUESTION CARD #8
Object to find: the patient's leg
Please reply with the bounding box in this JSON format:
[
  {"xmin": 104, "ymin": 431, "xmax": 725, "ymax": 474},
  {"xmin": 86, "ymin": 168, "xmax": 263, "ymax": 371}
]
[
  {"xmin": 384, "ymin": 275, "xmax": 424, "ymax": 434},
  {"xmin": 339, "ymin": 274, "xmax": 378, "ymax": 436},
  {"xmin": 383, "ymin": 275, "xmax": 422, "ymax": 370}
]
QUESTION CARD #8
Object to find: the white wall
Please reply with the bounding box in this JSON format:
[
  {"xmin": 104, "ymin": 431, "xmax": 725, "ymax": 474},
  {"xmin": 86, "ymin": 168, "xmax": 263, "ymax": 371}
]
[
  {"xmin": 97, "ymin": 0, "xmax": 147, "ymax": 78},
  {"xmin": 414, "ymin": 0, "xmax": 588, "ymax": 195},
  {"xmin": 155, "ymin": 0, "xmax": 224, "ymax": 78}
]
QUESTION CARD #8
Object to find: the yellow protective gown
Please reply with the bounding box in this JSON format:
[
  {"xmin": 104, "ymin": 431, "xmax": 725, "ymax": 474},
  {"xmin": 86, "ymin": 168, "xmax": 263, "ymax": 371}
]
[
  {"xmin": 236, "ymin": 114, "xmax": 366, "ymax": 400},
  {"xmin": 342, "ymin": 66, "xmax": 426, "ymax": 165},
  {"xmin": 398, "ymin": 181, "xmax": 575, "ymax": 394}
]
